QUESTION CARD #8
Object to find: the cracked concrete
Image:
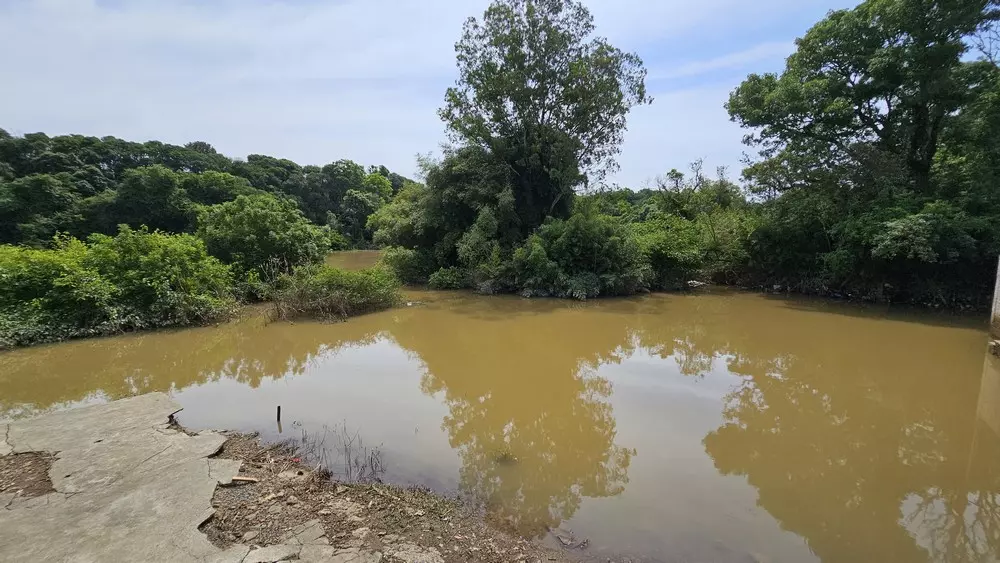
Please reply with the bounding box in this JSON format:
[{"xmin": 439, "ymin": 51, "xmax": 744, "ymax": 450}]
[
  {"xmin": 0, "ymin": 393, "xmax": 402, "ymax": 563},
  {"xmin": 1, "ymin": 423, "xmax": 12, "ymax": 456}
]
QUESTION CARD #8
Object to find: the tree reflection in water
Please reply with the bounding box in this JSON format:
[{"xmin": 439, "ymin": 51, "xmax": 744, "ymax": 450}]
[
  {"xmin": 2, "ymin": 291, "xmax": 997, "ymax": 563},
  {"xmin": 697, "ymin": 298, "xmax": 1000, "ymax": 563},
  {"xmin": 386, "ymin": 296, "xmax": 636, "ymax": 537}
]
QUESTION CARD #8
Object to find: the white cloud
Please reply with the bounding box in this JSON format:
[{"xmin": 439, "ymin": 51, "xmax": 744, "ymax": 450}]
[
  {"xmin": 0, "ymin": 0, "xmax": 827, "ymax": 186},
  {"xmin": 647, "ymin": 42, "xmax": 794, "ymax": 81},
  {"xmin": 616, "ymin": 86, "xmax": 750, "ymax": 189}
]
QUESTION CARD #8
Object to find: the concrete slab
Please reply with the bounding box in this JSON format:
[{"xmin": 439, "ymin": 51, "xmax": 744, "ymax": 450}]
[
  {"xmin": 0, "ymin": 393, "xmax": 391, "ymax": 563},
  {"xmin": 0, "ymin": 394, "xmax": 240, "ymax": 562}
]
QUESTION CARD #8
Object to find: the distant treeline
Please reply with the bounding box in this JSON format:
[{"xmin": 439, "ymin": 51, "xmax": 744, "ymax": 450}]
[
  {"xmin": 0, "ymin": 129, "xmax": 414, "ymax": 248},
  {"xmin": 0, "ymin": 131, "xmax": 409, "ymax": 348}
]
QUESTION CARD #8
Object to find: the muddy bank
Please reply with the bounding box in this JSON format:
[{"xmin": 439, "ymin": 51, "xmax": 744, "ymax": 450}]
[
  {"xmin": 203, "ymin": 433, "xmax": 574, "ymax": 563},
  {"xmin": 0, "ymin": 393, "xmax": 582, "ymax": 563}
]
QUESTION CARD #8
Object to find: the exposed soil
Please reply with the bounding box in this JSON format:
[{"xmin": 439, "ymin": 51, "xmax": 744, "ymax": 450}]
[
  {"xmin": 202, "ymin": 433, "xmax": 573, "ymax": 563},
  {"xmin": 0, "ymin": 452, "xmax": 56, "ymax": 503}
]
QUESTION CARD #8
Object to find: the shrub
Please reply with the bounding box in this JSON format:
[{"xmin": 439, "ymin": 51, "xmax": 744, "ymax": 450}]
[
  {"xmin": 631, "ymin": 215, "xmax": 702, "ymax": 290},
  {"xmin": 272, "ymin": 264, "xmax": 401, "ymax": 321},
  {"xmin": 0, "ymin": 226, "xmax": 234, "ymax": 347},
  {"xmin": 196, "ymin": 193, "xmax": 332, "ymax": 289},
  {"xmin": 511, "ymin": 207, "xmax": 650, "ymax": 299},
  {"xmin": 428, "ymin": 267, "xmax": 469, "ymax": 290},
  {"xmin": 86, "ymin": 226, "xmax": 234, "ymax": 327},
  {"xmin": 511, "ymin": 234, "xmax": 562, "ymax": 296},
  {"xmin": 379, "ymin": 246, "xmax": 437, "ymax": 284},
  {"xmin": 696, "ymin": 207, "xmax": 761, "ymax": 284}
]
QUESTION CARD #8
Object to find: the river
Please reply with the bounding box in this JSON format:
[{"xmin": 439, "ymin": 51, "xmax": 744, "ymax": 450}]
[{"xmin": 1, "ymin": 252, "xmax": 997, "ymax": 563}]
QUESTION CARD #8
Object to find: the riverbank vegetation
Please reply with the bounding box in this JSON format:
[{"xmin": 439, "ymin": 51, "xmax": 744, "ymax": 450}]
[
  {"xmin": 0, "ymin": 135, "xmax": 408, "ymax": 346},
  {"xmin": 374, "ymin": 0, "xmax": 1000, "ymax": 308},
  {"xmin": 272, "ymin": 264, "xmax": 401, "ymax": 321},
  {"xmin": 0, "ymin": 131, "xmax": 413, "ymax": 249},
  {"xmin": 0, "ymin": 227, "xmax": 235, "ymax": 347},
  {"xmin": 2, "ymin": 0, "xmax": 999, "ymax": 349}
]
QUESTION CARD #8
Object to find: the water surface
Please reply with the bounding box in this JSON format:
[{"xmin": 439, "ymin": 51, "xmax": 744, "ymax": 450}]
[
  {"xmin": 325, "ymin": 250, "xmax": 382, "ymax": 270},
  {"xmin": 1, "ymin": 287, "xmax": 996, "ymax": 563}
]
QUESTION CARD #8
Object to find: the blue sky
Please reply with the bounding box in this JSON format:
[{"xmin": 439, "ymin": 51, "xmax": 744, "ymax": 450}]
[{"xmin": 0, "ymin": 0, "xmax": 856, "ymax": 188}]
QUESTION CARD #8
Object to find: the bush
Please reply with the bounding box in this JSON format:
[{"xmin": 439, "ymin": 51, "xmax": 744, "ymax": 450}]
[
  {"xmin": 696, "ymin": 207, "xmax": 760, "ymax": 284},
  {"xmin": 379, "ymin": 246, "xmax": 437, "ymax": 284},
  {"xmin": 196, "ymin": 193, "xmax": 332, "ymax": 294},
  {"xmin": 631, "ymin": 215, "xmax": 702, "ymax": 290},
  {"xmin": 272, "ymin": 264, "xmax": 401, "ymax": 321},
  {"xmin": 511, "ymin": 207, "xmax": 650, "ymax": 299},
  {"xmin": 0, "ymin": 226, "xmax": 234, "ymax": 347},
  {"xmin": 428, "ymin": 267, "xmax": 469, "ymax": 290}
]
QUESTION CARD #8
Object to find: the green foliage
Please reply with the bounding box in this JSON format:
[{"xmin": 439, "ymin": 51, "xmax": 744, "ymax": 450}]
[
  {"xmin": 0, "ymin": 130, "xmax": 414, "ymax": 248},
  {"xmin": 0, "ymin": 227, "xmax": 233, "ymax": 347},
  {"xmin": 428, "ymin": 267, "xmax": 470, "ymax": 290},
  {"xmin": 361, "ymin": 173, "xmax": 393, "ymax": 201},
  {"xmin": 196, "ymin": 193, "xmax": 332, "ymax": 287},
  {"xmin": 379, "ymin": 247, "xmax": 438, "ymax": 285},
  {"xmin": 722, "ymin": 0, "xmax": 1000, "ymax": 307},
  {"xmin": 115, "ymin": 165, "xmax": 195, "ymax": 233},
  {"xmin": 181, "ymin": 171, "xmax": 256, "ymax": 205},
  {"xmin": 505, "ymin": 207, "xmax": 650, "ymax": 300},
  {"xmin": 340, "ymin": 189, "xmax": 384, "ymax": 246},
  {"xmin": 0, "ymin": 173, "xmax": 80, "ymax": 245},
  {"xmin": 631, "ymin": 214, "xmax": 701, "ymax": 290},
  {"xmin": 272, "ymin": 264, "xmax": 401, "ymax": 321},
  {"xmin": 368, "ymin": 182, "xmax": 428, "ymax": 249},
  {"xmin": 441, "ymin": 0, "xmax": 651, "ymax": 233}
]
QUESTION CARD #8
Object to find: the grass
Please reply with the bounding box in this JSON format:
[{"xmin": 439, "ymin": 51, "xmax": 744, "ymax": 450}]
[{"xmin": 272, "ymin": 264, "xmax": 402, "ymax": 321}]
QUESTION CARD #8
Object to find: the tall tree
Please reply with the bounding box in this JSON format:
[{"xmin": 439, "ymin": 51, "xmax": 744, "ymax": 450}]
[
  {"xmin": 728, "ymin": 0, "xmax": 1000, "ymax": 193},
  {"xmin": 440, "ymin": 0, "xmax": 651, "ymax": 232}
]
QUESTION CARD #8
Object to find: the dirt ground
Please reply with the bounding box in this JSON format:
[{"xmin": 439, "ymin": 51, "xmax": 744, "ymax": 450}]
[
  {"xmin": 202, "ymin": 433, "xmax": 577, "ymax": 563},
  {"xmin": 0, "ymin": 452, "xmax": 55, "ymax": 506}
]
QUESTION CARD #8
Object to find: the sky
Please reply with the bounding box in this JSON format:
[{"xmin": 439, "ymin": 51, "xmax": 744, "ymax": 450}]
[{"xmin": 0, "ymin": 0, "xmax": 857, "ymax": 188}]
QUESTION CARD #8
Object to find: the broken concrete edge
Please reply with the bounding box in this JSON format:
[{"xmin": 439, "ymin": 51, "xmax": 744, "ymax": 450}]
[
  {"xmin": 0, "ymin": 423, "xmax": 11, "ymax": 456},
  {"xmin": 990, "ymin": 340, "xmax": 1000, "ymax": 357},
  {"xmin": 0, "ymin": 394, "xmax": 262, "ymax": 563},
  {"xmin": 0, "ymin": 394, "xmax": 442, "ymax": 563}
]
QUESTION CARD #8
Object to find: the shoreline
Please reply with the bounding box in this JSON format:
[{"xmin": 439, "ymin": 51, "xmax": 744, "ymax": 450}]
[
  {"xmin": 204, "ymin": 432, "xmax": 576, "ymax": 563},
  {"xmin": 2, "ymin": 283, "xmax": 989, "ymax": 353},
  {"xmin": 0, "ymin": 393, "xmax": 579, "ymax": 563}
]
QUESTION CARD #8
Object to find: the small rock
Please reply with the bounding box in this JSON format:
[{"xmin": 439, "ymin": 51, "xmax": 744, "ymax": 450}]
[
  {"xmin": 318, "ymin": 509, "xmax": 332, "ymax": 516},
  {"xmin": 244, "ymin": 544, "xmax": 300, "ymax": 563},
  {"xmin": 242, "ymin": 530, "xmax": 260, "ymax": 542},
  {"xmin": 279, "ymin": 470, "xmax": 308, "ymax": 483},
  {"xmin": 352, "ymin": 527, "xmax": 371, "ymax": 539},
  {"xmin": 286, "ymin": 495, "xmax": 301, "ymax": 505},
  {"xmin": 335, "ymin": 485, "xmax": 349, "ymax": 495},
  {"xmin": 268, "ymin": 504, "xmax": 282, "ymax": 514}
]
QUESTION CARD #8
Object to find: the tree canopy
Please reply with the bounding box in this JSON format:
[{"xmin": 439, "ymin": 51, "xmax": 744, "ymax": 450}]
[
  {"xmin": 0, "ymin": 131, "xmax": 412, "ymax": 248},
  {"xmin": 441, "ymin": 0, "xmax": 651, "ymax": 232}
]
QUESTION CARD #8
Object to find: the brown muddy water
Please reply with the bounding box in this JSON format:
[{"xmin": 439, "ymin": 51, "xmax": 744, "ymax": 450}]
[
  {"xmin": 325, "ymin": 249, "xmax": 383, "ymax": 270},
  {"xmin": 1, "ymin": 277, "xmax": 998, "ymax": 563}
]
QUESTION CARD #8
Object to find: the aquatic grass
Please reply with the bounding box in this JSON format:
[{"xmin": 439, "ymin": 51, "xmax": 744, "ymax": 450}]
[{"xmin": 271, "ymin": 264, "xmax": 402, "ymax": 321}]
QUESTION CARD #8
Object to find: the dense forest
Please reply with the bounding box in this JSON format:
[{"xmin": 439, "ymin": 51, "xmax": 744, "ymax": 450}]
[
  {"xmin": 2, "ymin": 0, "xmax": 999, "ymax": 347},
  {"xmin": 372, "ymin": 0, "xmax": 1000, "ymax": 308},
  {"xmin": 0, "ymin": 132, "xmax": 407, "ymax": 346},
  {"xmin": 0, "ymin": 131, "xmax": 413, "ymax": 248}
]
